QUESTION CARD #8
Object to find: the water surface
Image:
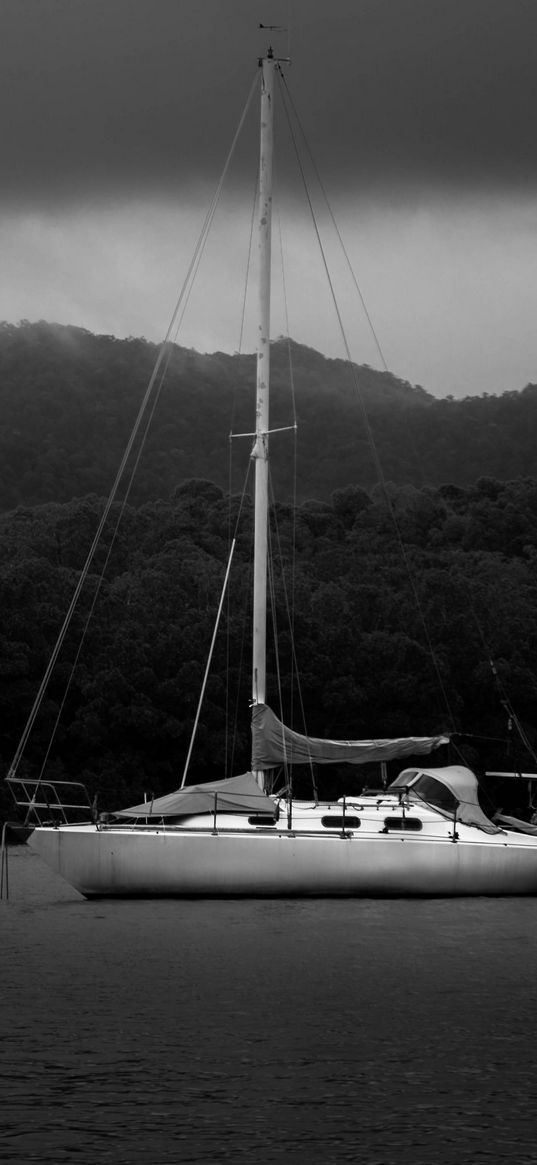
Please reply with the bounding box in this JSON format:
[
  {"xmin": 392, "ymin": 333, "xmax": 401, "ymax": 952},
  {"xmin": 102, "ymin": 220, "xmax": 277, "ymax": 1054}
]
[{"xmin": 3, "ymin": 848, "xmax": 537, "ymax": 1163}]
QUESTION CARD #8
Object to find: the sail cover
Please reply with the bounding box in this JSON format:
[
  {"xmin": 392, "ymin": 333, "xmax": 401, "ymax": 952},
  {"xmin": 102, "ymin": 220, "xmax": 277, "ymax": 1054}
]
[
  {"xmin": 115, "ymin": 772, "xmax": 276, "ymax": 820},
  {"xmin": 251, "ymin": 704, "xmax": 449, "ymax": 768}
]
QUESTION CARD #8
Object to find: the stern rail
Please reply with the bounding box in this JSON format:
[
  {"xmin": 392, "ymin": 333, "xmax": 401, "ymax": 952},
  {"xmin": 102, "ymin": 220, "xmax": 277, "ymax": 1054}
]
[{"xmin": 6, "ymin": 776, "xmax": 93, "ymax": 826}]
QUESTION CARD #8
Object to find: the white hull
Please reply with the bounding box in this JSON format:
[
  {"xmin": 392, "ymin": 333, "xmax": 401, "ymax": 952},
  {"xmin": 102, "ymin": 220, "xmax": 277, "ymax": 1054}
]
[{"xmin": 27, "ymin": 819, "xmax": 537, "ymax": 898}]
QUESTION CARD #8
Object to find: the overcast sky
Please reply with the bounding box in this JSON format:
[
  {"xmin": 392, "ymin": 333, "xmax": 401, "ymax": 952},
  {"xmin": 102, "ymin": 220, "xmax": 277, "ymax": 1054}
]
[{"xmin": 2, "ymin": 0, "xmax": 537, "ymax": 397}]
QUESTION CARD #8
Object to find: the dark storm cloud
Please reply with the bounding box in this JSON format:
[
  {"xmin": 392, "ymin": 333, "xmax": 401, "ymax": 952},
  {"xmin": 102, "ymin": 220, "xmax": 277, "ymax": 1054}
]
[{"xmin": 2, "ymin": 0, "xmax": 537, "ymax": 207}]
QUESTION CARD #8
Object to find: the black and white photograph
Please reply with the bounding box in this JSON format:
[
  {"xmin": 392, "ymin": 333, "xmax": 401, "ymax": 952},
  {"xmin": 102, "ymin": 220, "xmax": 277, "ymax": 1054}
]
[{"xmin": 3, "ymin": 2, "xmax": 537, "ymax": 1162}]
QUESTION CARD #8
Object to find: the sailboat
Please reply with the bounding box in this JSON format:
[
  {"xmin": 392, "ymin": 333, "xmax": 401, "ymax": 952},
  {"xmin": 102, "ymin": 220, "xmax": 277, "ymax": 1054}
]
[{"xmin": 7, "ymin": 48, "xmax": 537, "ymax": 897}]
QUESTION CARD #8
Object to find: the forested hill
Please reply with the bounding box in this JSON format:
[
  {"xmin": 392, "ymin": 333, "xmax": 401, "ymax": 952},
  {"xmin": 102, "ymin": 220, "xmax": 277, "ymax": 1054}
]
[
  {"xmin": 2, "ymin": 320, "xmax": 537, "ymax": 511},
  {"xmin": 2, "ymin": 476, "xmax": 537, "ymax": 814}
]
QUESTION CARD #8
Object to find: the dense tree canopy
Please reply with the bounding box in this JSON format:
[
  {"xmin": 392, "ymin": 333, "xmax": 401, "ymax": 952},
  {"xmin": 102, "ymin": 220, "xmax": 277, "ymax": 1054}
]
[{"xmin": 3, "ymin": 476, "xmax": 537, "ymax": 819}]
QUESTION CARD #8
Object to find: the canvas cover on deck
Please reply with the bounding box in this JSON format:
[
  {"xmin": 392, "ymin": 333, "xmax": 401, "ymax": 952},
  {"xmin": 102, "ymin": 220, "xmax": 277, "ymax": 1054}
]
[
  {"xmin": 495, "ymin": 813, "xmax": 537, "ymax": 835},
  {"xmin": 251, "ymin": 704, "xmax": 449, "ymax": 768},
  {"xmin": 115, "ymin": 772, "xmax": 276, "ymax": 820},
  {"xmin": 390, "ymin": 765, "xmax": 501, "ymax": 834}
]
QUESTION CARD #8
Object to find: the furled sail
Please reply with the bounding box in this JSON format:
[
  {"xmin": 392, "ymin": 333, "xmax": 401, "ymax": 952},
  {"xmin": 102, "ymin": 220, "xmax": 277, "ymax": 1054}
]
[{"xmin": 251, "ymin": 704, "xmax": 449, "ymax": 768}]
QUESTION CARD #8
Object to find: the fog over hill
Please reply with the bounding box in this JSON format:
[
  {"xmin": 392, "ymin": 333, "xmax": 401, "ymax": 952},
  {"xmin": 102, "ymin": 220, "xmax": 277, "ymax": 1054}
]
[{"xmin": 2, "ymin": 320, "xmax": 537, "ymax": 512}]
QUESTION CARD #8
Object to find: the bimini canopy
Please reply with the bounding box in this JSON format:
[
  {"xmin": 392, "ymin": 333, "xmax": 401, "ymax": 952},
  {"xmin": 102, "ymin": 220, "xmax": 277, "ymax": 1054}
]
[
  {"xmin": 115, "ymin": 772, "xmax": 276, "ymax": 820},
  {"xmin": 390, "ymin": 765, "xmax": 501, "ymax": 835},
  {"xmin": 251, "ymin": 704, "xmax": 449, "ymax": 769}
]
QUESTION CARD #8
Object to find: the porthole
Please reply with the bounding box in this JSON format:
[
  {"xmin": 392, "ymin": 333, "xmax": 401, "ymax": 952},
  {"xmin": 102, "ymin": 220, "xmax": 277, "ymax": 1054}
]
[
  {"xmin": 321, "ymin": 816, "xmax": 361, "ymax": 829},
  {"xmin": 383, "ymin": 816, "xmax": 422, "ymax": 832}
]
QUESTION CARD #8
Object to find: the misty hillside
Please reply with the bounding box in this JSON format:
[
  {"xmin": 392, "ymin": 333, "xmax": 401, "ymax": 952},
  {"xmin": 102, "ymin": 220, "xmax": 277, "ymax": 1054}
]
[{"xmin": 1, "ymin": 320, "xmax": 537, "ymax": 511}]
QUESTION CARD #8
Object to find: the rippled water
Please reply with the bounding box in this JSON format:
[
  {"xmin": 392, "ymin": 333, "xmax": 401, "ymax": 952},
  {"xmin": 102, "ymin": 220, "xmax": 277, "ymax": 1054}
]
[{"xmin": 3, "ymin": 848, "xmax": 537, "ymax": 1162}]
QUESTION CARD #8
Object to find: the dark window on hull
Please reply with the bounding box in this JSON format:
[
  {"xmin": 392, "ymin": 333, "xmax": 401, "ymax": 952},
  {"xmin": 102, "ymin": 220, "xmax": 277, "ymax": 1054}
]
[
  {"xmin": 321, "ymin": 816, "xmax": 361, "ymax": 829},
  {"xmin": 383, "ymin": 816, "xmax": 422, "ymax": 832},
  {"xmin": 248, "ymin": 815, "xmax": 278, "ymax": 826}
]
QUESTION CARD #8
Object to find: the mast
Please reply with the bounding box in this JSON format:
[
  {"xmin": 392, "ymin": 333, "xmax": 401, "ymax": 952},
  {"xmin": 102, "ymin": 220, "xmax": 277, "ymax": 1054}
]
[{"xmin": 252, "ymin": 49, "xmax": 275, "ymax": 782}]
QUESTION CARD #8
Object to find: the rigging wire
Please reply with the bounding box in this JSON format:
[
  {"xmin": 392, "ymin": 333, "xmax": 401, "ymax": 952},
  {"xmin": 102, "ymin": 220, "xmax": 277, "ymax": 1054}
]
[
  {"xmin": 34, "ymin": 357, "xmax": 172, "ymax": 784},
  {"xmin": 467, "ymin": 590, "xmax": 537, "ymax": 768},
  {"xmin": 277, "ymin": 70, "xmax": 536, "ymax": 762},
  {"xmin": 8, "ymin": 71, "xmax": 259, "ymax": 782},
  {"xmin": 267, "ymin": 471, "xmax": 319, "ymax": 801},
  {"xmin": 277, "ymin": 67, "xmax": 430, "ymax": 490},
  {"xmin": 273, "ymin": 192, "xmax": 301, "ymax": 797},
  {"xmin": 225, "ymin": 164, "xmax": 259, "ymax": 775},
  {"xmin": 180, "ymin": 538, "xmax": 237, "ymax": 789},
  {"xmin": 276, "ymin": 67, "xmax": 460, "ymax": 746},
  {"xmin": 278, "ymin": 69, "xmax": 389, "ymax": 374},
  {"xmin": 218, "ymin": 454, "xmax": 257, "ymax": 781},
  {"xmin": 266, "ymin": 514, "xmax": 285, "ymax": 763}
]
